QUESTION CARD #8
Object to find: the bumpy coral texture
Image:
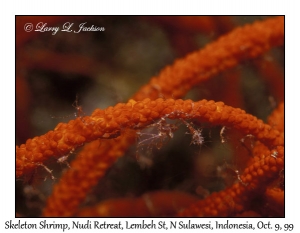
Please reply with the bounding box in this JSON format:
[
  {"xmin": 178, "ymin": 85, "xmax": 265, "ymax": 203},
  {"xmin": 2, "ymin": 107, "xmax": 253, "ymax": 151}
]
[{"xmin": 16, "ymin": 16, "xmax": 284, "ymax": 217}]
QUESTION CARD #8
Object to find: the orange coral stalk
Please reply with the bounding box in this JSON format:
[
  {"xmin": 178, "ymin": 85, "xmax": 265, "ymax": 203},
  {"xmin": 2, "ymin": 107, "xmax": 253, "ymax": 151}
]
[
  {"xmin": 235, "ymin": 210, "xmax": 261, "ymax": 217},
  {"xmin": 40, "ymin": 16, "xmax": 284, "ymax": 217},
  {"xmin": 148, "ymin": 16, "xmax": 218, "ymax": 34},
  {"xmin": 255, "ymin": 56, "xmax": 284, "ymax": 103},
  {"xmin": 268, "ymin": 101, "xmax": 284, "ymax": 133},
  {"xmin": 133, "ymin": 16, "xmax": 283, "ymax": 100},
  {"xmin": 264, "ymin": 187, "xmax": 284, "ymax": 216},
  {"xmin": 178, "ymin": 145, "xmax": 284, "ymax": 217},
  {"xmin": 16, "ymin": 17, "xmax": 284, "ymax": 217},
  {"xmin": 43, "ymin": 130, "xmax": 136, "ymax": 216},
  {"xmin": 178, "ymin": 101, "xmax": 284, "ymax": 217},
  {"xmin": 76, "ymin": 191, "xmax": 199, "ymax": 217},
  {"xmin": 17, "ymin": 98, "xmax": 283, "ymax": 179}
]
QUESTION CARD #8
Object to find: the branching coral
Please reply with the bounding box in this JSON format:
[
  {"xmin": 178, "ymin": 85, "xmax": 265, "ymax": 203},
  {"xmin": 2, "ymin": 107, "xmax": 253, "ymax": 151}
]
[{"xmin": 16, "ymin": 16, "xmax": 284, "ymax": 217}]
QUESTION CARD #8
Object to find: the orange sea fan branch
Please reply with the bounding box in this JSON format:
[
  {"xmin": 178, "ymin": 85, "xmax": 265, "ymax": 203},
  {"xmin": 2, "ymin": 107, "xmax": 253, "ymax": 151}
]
[
  {"xmin": 43, "ymin": 130, "xmax": 136, "ymax": 216},
  {"xmin": 76, "ymin": 190, "xmax": 199, "ymax": 217},
  {"xmin": 16, "ymin": 16, "xmax": 284, "ymax": 217},
  {"xmin": 17, "ymin": 98, "xmax": 283, "ymax": 179},
  {"xmin": 40, "ymin": 16, "xmax": 284, "ymax": 217},
  {"xmin": 178, "ymin": 102, "xmax": 284, "ymax": 217},
  {"xmin": 43, "ymin": 101, "xmax": 284, "ymax": 216},
  {"xmin": 133, "ymin": 16, "xmax": 283, "ymax": 100}
]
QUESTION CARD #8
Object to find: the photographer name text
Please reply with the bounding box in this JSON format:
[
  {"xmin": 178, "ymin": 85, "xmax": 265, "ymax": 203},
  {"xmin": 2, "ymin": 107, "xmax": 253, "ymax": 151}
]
[{"xmin": 24, "ymin": 22, "xmax": 105, "ymax": 35}]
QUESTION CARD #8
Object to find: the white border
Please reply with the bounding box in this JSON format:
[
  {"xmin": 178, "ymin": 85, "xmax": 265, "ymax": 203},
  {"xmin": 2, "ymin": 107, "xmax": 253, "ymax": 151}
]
[{"xmin": 2, "ymin": 1, "xmax": 299, "ymax": 232}]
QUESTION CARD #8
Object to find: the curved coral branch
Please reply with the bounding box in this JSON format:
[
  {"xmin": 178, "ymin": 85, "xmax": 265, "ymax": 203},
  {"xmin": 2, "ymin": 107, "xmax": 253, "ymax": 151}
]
[
  {"xmin": 17, "ymin": 98, "xmax": 283, "ymax": 179},
  {"xmin": 133, "ymin": 16, "xmax": 283, "ymax": 100},
  {"xmin": 268, "ymin": 101, "xmax": 284, "ymax": 132},
  {"xmin": 39, "ymin": 16, "xmax": 284, "ymax": 217},
  {"xmin": 76, "ymin": 190, "xmax": 199, "ymax": 217},
  {"xmin": 16, "ymin": 99, "xmax": 284, "ymax": 216},
  {"xmin": 43, "ymin": 130, "xmax": 136, "ymax": 216},
  {"xmin": 177, "ymin": 143, "xmax": 283, "ymax": 216},
  {"xmin": 16, "ymin": 16, "xmax": 284, "ymax": 217},
  {"xmin": 178, "ymin": 102, "xmax": 284, "ymax": 216}
]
